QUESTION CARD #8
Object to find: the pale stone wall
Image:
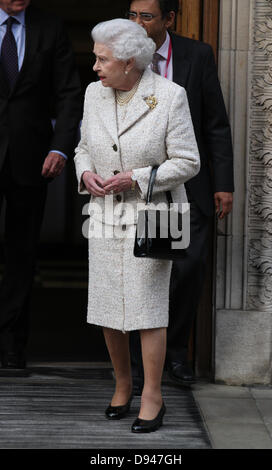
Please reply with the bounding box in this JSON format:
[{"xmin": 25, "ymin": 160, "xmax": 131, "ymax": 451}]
[{"xmin": 215, "ymin": 0, "xmax": 272, "ymax": 384}]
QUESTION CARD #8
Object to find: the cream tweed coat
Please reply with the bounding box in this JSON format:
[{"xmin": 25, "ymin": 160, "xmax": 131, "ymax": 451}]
[{"xmin": 74, "ymin": 68, "xmax": 200, "ymax": 332}]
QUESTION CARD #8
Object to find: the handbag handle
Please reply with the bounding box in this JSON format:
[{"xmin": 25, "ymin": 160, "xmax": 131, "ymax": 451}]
[{"xmin": 146, "ymin": 165, "xmax": 173, "ymax": 206}]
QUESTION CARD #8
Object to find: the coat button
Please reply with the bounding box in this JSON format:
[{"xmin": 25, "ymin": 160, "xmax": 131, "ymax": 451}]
[
  {"xmin": 113, "ymin": 170, "xmax": 120, "ymax": 175},
  {"xmin": 122, "ymin": 224, "xmax": 126, "ymax": 231},
  {"xmin": 112, "ymin": 144, "xmax": 118, "ymax": 152},
  {"xmin": 116, "ymin": 195, "xmax": 122, "ymax": 202}
]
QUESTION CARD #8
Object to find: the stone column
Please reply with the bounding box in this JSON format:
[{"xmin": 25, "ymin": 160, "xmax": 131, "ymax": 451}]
[{"xmin": 215, "ymin": 0, "xmax": 272, "ymax": 384}]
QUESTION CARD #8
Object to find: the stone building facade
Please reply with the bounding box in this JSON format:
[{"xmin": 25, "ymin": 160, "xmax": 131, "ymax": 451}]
[{"xmin": 215, "ymin": 0, "xmax": 272, "ymax": 384}]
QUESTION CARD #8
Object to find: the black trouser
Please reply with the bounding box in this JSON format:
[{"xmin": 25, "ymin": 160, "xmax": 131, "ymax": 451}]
[
  {"xmin": 0, "ymin": 157, "xmax": 47, "ymax": 353},
  {"xmin": 129, "ymin": 200, "xmax": 211, "ymax": 376}
]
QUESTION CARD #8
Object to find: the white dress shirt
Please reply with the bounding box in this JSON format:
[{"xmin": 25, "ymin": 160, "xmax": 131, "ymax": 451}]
[
  {"xmin": 0, "ymin": 8, "xmax": 25, "ymax": 70},
  {"xmin": 150, "ymin": 31, "xmax": 173, "ymax": 81}
]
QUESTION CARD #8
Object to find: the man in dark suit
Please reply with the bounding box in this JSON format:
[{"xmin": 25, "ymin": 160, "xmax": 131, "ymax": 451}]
[
  {"xmin": 127, "ymin": 0, "xmax": 234, "ymax": 391},
  {"xmin": 0, "ymin": 0, "xmax": 81, "ymax": 371}
]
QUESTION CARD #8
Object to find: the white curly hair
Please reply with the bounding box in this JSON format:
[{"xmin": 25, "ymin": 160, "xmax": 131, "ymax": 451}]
[{"xmin": 91, "ymin": 18, "xmax": 156, "ymax": 70}]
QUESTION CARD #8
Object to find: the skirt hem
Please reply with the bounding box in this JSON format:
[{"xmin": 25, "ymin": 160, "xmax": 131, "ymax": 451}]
[{"xmin": 87, "ymin": 318, "xmax": 168, "ymax": 332}]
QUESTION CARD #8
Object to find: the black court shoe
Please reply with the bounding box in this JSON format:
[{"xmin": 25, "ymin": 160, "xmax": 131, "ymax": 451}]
[
  {"xmin": 105, "ymin": 395, "xmax": 133, "ymax": 420},
  {"xmin": 131, "ymin": 402, "xmax": 166, "ymax": 433}
]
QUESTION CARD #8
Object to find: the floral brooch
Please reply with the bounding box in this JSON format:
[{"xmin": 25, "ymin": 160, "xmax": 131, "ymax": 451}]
[{"xmin": 145, "ymin": 95, "xmax": 158, "ymax": 110}]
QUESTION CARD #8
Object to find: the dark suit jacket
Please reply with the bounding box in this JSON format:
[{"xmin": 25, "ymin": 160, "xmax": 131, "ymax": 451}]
[
  {"xmin": 0, "ymin": 5, "xmax": 82, "ymax": 186},
  {"xmin": 170, "ymin": 33, "xmax": 234, "ymax": 216}
]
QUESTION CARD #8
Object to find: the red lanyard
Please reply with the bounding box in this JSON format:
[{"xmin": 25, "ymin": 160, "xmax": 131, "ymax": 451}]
[{"xmin": 164, "ymin": 38, "xmax": 172, "ymax": 78}]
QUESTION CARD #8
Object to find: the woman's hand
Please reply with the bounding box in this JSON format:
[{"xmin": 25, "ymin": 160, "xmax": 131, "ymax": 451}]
[
  {"xmin": 82, "ymin": 171, "xmax": 106, "ymax": 197},
  {"xmin": 103, "ymin": 171, "xmax": 133, "ymax": 195}
]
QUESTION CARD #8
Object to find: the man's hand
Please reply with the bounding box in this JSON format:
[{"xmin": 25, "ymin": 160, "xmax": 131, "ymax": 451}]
[
  {"xmin": 214, "ymin": 192, "xmax": 233, "ymax": 219},
  {"xmin": 42, "ymin": 152, "xmax": 66, "ymax": 179}
]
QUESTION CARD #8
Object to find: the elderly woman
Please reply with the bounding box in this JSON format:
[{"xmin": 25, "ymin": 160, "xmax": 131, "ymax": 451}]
[{"xmin": 74, "ymin": 18, "xmax": 200, "ymax": 433}]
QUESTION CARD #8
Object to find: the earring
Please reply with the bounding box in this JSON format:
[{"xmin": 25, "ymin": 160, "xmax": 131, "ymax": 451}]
[{"xmin": 125, "ymin": 70, "xmax": 128, "ymax": 75}]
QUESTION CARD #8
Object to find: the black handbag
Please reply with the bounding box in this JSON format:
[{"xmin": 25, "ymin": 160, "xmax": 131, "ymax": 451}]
[{"xmin": 133, "ymin": 166, "xmax": 189, "ymax": 260}]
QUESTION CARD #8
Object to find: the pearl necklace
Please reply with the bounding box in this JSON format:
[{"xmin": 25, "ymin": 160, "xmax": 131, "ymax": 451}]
[{"xmin": 115, "ymin": 74, "xmax": 142, "ymax": 106}]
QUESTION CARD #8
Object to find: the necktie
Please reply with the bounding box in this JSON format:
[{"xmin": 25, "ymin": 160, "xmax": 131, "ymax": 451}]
[
  {"xmin": 151, "ymin": 52, "xmax": 161, "ymax": 75},
  {"xmin": 1, "ymin": 17, "xmax": 19, "ymax": 90}
]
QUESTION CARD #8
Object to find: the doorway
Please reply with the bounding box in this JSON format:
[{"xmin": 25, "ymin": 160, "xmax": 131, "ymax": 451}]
[{"xmin": 24, "ymin": 0, "xmax": 219, "ymax": 377}]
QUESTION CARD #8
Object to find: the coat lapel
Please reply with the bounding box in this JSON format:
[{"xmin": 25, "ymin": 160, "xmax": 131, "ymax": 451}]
[
  {"xmin": 13, "ymin": 6, "xmax": 41, "ymax": 93},
  {"xmin": 170, "ymin": 33, "xmax": 191, "ymax": 89},
  {"xmin": 98, "ymin": 85, "xmax": 119, "ymax": 145},
  {"xmin": 118, "ymin": 68, "xmax": 154, "ymax": 137},
  {"xmin": 0, "ymin": 62, "xmax": 9, "ymax": 97}
]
